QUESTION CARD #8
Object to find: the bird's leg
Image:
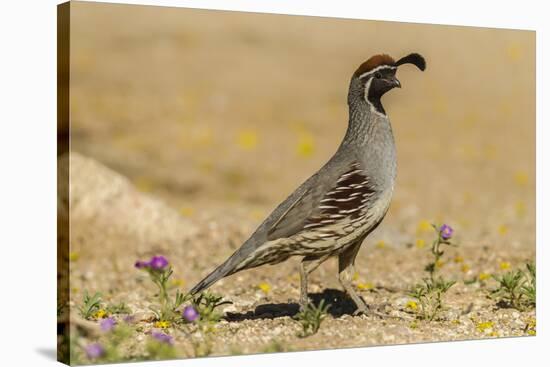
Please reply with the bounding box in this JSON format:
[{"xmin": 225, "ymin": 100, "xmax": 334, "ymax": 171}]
[
  {"xmin": 299, "ymin": 261, "xmax": 309, "ymax": 309},
  {"xmin": 338, "ymin": 244, "xmax": 397, "ymax": 318},
  {"xmin": 299, "ymin": 255, "xmax": 330, "ymax": 310},
  {"xmin": 338, "ymin": 243, "xmax": 369, "ymax": 315}
]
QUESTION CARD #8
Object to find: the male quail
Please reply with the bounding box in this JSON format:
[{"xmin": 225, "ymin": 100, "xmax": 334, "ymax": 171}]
[{"xmin": 190, "ymin": 53, "xmax": 426, "ymax": 314}]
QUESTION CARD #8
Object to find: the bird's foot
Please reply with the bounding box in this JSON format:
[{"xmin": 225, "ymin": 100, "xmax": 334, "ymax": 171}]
[{"xmin": 353, "ymin": 306, "xmax": 369, "ymax": 316}]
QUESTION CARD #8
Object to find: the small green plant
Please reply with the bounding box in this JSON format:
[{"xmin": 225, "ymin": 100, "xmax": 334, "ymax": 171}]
[
  {"xmin": 176, "ymin": 293, "xmax": 230, "ymax": 358},
  {"xmin": 410, "ymin": 277, "xmax": 455, "ymax": 321},
  {"xmin": 409, "ymin": 224, "xmax": 457, "ymax": 321},
  {"xmin": 135, "ymin": 256, "xmax": 191, "ymax": 323},
  {"xmin": 294, "ymin": 299, "xmax": 330, "ymax": 337},
  {"xmin": 131, "ymin": 258, "xmax": 240, "ymax": 360},
  {"xmin": 424, "ymin": 224, "xmax": 455, "ymax": 281},
  {"xmin": 77, "ymin": 291, "xmax": 103, "ymax": 320},
  {"xmin": 491, "ymin": 262, "xmax": 536, "ymax": 310},
  {"xmin": 521, "ymin": 262, "xmax": 536, "ymax": 307},
  {"xmin": 191, "ymin": 292, "xmax": 232, "ymax": 324}
]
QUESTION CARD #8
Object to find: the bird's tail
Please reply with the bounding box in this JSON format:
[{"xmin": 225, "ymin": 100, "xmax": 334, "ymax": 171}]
[{"xmin": 188, "ymin": 249, "xmax": 246, "ymax": 295}]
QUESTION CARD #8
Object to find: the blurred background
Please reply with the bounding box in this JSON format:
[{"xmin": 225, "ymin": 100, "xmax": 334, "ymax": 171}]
[
  {"xmin": 66, "ymin": 2, "xmax": 535, "ymax": 286},
  {"xmin": 69, "ymin": 2, "xmax": 535, "ymax": 249}
]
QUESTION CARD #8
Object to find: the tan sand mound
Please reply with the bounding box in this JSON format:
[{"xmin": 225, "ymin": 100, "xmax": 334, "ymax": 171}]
[{"xmin": 60, "ymin": 152, "xmax": 198, "ymax": 255}]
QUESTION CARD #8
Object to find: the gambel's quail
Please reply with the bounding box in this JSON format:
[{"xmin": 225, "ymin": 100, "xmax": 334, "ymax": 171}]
[{"xmin": 190, "ymin": 53, "xmax": 426, "ymax": 314}]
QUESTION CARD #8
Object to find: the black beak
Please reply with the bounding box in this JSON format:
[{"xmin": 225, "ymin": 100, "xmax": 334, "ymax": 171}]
[{"xmin": 389, "ymin": 76, "xmax": 401, "ymax": 89}]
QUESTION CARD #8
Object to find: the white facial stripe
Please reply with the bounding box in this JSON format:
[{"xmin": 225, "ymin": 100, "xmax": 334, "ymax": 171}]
[{"xmin": 358, "ymin": 65, "xmax": 397, "ymax": 79}]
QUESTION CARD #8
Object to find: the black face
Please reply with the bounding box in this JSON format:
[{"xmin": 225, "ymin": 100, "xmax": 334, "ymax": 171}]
[
  {"xmin": 367, "ymin": 67, "xmax": 400, "ymax": 99},
  {"xmin": 363, "ymin": 67, "xmax": 401, "ymax": 115}
]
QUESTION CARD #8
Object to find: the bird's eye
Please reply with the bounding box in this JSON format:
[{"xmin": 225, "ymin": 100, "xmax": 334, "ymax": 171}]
[{"xmin": 375, "ymin": 72, "xmax": 382, "ymax": 79}]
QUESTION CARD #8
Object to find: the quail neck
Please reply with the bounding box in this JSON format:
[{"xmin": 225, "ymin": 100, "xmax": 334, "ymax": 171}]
[{"xmin": 340, "ymin": 76, "xmax": 397, "ymax": 190}]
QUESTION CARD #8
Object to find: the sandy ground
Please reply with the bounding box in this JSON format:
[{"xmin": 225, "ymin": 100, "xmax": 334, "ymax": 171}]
[
  {"xmin": 60, "ymin": 1, "xmax": 536, "ymax": 363},
  {"xmin": 62, "ymin": 151, "xmax": 535, "ymax": 361}
]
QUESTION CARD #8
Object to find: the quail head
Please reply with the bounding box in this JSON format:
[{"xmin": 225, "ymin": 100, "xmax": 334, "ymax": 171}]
[{"xmin": 190, "ymin": 53, "xmax": 426, "ymax": 315}]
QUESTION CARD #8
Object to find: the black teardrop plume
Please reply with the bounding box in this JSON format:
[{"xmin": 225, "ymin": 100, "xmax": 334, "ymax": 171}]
[{"xmin": 395, "ymin": 53, "xmax": 426, "ymax": 71}]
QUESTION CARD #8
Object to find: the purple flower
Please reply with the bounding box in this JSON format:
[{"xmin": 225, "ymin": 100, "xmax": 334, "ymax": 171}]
[
  {"xmin": 135, "ymin": 255, "xmax": 169, "ymax": 271},
  {"xmin": 151, "ymin": 331, "xmax": 174, "ymax": 345},
  {"xmin": 182, "ymin": 306, "xmax": 199, "ymax": 322},
  {"xmin": 85, "ymin": 343, "xmax": 105, "ymax": 359},
  {"xmin": 440, "ymin": 224, "xmax": 454, "ymax": 240},
  {"xmin": 100, "ymin": 317, "xmax": 116, "ymax": 332},
  {"xmin": 134, "ymin": 260, "xmax": 150, "ymax": 269},
  {"xmin": 149, "ymin": 256, "xmax": 169, "ymax": 270}
]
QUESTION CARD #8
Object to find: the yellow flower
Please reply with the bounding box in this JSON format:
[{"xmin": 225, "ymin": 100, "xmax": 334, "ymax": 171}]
[
  {"xmin": 499, "ymin": 261, "xmax": 511, "ymax": 270},
  {"xmin": 258, "ymin": 282, "xmax": 271, "ymax": 294},
  {"xmin": 296, "ymin": 133, "xmax": 315, "ymax": 158},
  {"xmin": 453, "ymin": 256, "xmax": 464, "ymax": 263},
  {"xmin": 409, "ymin": 321, "xmax": 418, "ymax": 329},
  {"xmin": 435, "ymin": 260, "xmax": 445, "ymax": 269},
  {"xmin": 93, "ymin": 309, "xmax": 107, "ymax": 319},
  {"xmin": 461, "ymin": 264, "xmax": 471, "ymax": 273},
  {"xmin": 476, "ymin": 321, "xmax": 494, "ymax": 333},
  {"xmin": 357, "ymin": 282, "xmax": 374, "ymax": 291},
  {"xmin": 154, "ymin": 320, "xmax": 171, "ymax": 329},
  {"xmin": 352, "ymin": 271, "xmax": 359, "ymax": 281},
  {"xmin": 514, "ymin": 171, "xmax": 528, "ymax": 187},
  {"xmin": 69, "ymin": 252, "xmax": 79, "ymax": 262},
  {"xmin": 375, "ymin": 240, "xmax": 386, "ymax": 249},
  {"xmin": 478, "ymin": 272, "xmax": 491, "ymax": 281},
  {"xmin": 406, "ymin": 300, "xmax": 418, "ymax": 311},
  {"xmin": 417, "ymin": 220, "xmax": 431, "ymax": 233},
  {"xmin": 451, "ymin": 319, "xmax": 461, "ymax": 325},
  {"xmin": 415, "ymin": 239, "xmax": 426, "ymax": 249},
  {"xmin": 525, "ymin": 318, "xmax": 536, "ymax": 336},
  {"xmin": 506, "ymin": 43, "xmax": 522, "ymax": 62},
  {"xmin": 180, "ymin": 207, "xmax": 194, "ymax": 217},
  {"xmin": 71, "ymin": 287, "xmax": 80, "ymax": 293},
  {"xmin": 498, "ymin": 225, "xmax": 508, "ymax": 236},
  {"xmin": 237, "ymin": 130, "xmax": 258, "ymax": 151}
]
